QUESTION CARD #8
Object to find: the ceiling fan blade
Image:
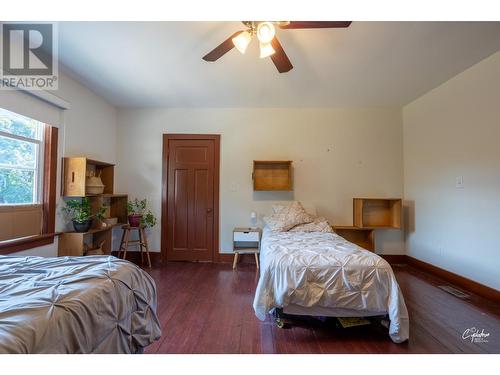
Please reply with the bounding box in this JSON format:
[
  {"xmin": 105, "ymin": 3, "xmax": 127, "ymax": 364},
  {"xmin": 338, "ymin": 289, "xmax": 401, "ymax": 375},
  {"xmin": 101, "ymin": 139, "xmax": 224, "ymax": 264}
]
[
  {"xmin": 202, "ymin": 31, "xmax": 243, "ymax": 62},
  {"xmin": 270, "ymin": 37, "xmax": 293, "ymax": 73},
  {"xmin": 279, "ymin": 21, "xmax": 352, "ymax": 29}
]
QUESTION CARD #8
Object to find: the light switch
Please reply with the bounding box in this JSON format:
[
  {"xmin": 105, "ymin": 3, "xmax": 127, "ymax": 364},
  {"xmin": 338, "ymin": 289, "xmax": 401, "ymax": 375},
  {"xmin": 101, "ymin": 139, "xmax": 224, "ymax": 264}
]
[{"xmin": 455, "ymin": 176, "xmax": 464, "ymax": 189}]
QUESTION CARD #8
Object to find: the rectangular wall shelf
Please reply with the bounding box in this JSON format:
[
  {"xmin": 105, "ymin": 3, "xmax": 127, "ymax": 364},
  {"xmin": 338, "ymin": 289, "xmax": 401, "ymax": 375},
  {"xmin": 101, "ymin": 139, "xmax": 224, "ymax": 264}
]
[
  {"xmin": 252, "ymin": 160, "xmax": 292, "ymax": 191},
  {"xmin": 353, "ymin": 198, "xmax": 402, "ymax": 229},
  {"xmin": 62, "ymin": 157, "xmax": 115, "ymax": 197}
]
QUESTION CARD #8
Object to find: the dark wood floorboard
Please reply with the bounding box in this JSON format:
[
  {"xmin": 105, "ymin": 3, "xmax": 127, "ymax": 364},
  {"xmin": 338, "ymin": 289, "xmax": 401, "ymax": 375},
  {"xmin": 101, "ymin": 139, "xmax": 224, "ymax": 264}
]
[{"xmin": 144, "ymin": 262, "xmax": 500, "ymax": 354}]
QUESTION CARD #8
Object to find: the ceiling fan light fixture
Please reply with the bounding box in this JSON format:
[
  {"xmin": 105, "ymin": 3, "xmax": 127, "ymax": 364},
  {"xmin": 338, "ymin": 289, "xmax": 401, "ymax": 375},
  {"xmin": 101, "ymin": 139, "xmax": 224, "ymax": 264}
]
[
  {"xmin": 257, "ymin": 22, "xmax": 276, "ymax": 43},
  {"xmin": 232, "ymin": 31, "xmax": 252, "ymax": 54},
  {"xmin": 259, "ymin": 42, "xmax": 275, "ymax": 58}
]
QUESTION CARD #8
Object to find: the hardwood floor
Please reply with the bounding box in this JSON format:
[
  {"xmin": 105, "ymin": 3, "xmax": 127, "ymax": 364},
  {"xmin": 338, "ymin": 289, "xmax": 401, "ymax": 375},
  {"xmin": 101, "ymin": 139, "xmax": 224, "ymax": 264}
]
[{"xmin": 144, "ymin": 262, "xmax": 500, "ymax": 354}]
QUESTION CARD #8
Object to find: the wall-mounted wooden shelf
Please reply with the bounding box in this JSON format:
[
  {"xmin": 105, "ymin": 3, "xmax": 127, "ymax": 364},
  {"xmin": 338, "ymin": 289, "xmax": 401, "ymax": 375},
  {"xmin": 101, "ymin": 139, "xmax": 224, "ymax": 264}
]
[
  {"xmin": 252, "ymin": 160, "xmax": 292, "ymax": 191},
  {"xmin": 333, "ymin": 226, "xmax": 375, "ymax": 252},
  {"xmin": 62, "ymin": 157, "xmax": 115, "ymax": 197},
  {"xmin": 353, "ymin": 198, "xmax": 402, "ymax": 229}
]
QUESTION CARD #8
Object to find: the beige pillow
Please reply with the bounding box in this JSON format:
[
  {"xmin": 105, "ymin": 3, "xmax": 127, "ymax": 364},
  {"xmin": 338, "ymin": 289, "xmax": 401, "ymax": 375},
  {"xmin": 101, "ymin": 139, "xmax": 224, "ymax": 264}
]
[
  {"xmin": 289, "ymin": 217, "xmax": 334, "ymax": 233},
  {"xmin": 272, "ymin": 204, "xmax": 287, "ymax": 214},
  {"xmin": 272, "ymin": 203, "xmax": 317, "ymax": 216},
  {"xmin": 263, "ymin": 201, "xmax": 314, "ymax": 232}
]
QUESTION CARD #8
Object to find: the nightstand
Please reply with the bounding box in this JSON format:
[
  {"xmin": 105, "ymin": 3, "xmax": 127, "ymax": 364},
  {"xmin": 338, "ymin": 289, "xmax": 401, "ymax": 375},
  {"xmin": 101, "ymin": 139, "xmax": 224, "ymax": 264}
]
[{"xmin": 233, "ymin": 227, "xmax": 262, "ymax": 270}]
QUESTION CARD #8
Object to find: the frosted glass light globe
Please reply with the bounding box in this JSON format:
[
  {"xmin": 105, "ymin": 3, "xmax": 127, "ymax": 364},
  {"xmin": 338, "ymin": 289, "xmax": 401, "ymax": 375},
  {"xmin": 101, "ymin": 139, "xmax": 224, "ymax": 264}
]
[{"xmin": 257, "ymin": 22, "xmax": 276, "ymax": 44}]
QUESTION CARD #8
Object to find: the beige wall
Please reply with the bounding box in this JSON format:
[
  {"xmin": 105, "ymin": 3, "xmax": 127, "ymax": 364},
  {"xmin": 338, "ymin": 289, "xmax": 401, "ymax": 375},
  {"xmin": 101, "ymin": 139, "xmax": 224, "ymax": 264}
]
[
  {"xmin": 403, "ymin": 50, "xmax": 500, "ymax": 290},
  {"xmin": 59, "ymin": 73, "xmax": 118, "ymax": 164},
  {"xmin": 2, "ymin": 72, "xmax": 118, "ymax": 257},
  {"xmin": 116, "ymin": 108, "xmax": 405, "ymax": 255}
]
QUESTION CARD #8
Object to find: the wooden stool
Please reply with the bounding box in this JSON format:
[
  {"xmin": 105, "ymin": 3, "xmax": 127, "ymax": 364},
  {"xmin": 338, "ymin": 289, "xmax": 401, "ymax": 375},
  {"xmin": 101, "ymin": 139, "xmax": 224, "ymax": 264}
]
[{"xmin": 118, "ymin": 225, "xmax": 151, "ymax": 268}]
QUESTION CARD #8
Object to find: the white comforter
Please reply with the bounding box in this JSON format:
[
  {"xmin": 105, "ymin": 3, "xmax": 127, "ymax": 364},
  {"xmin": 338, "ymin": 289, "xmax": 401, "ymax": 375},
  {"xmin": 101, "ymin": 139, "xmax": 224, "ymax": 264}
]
[{"xmin": 253, "ymin": 229, "xmax": 409, "ymax": 343}]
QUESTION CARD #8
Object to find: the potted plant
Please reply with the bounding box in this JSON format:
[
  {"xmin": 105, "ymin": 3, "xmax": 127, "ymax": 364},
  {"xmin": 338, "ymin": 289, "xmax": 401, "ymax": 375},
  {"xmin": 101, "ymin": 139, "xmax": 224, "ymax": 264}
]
[
  {"xmin": 62, "ymin": 197, "xmax": 106, "ymax": 233},
  {"xmin": 127, "ymin": 198, "xmax": 157, "ymax": 228}
]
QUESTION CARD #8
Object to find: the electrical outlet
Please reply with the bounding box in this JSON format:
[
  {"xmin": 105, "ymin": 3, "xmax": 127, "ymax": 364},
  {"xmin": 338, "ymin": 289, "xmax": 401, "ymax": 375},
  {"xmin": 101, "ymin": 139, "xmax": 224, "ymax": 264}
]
[{"xmin": 455, "ymin": 176, "xmax": 464, "ymax": 189}]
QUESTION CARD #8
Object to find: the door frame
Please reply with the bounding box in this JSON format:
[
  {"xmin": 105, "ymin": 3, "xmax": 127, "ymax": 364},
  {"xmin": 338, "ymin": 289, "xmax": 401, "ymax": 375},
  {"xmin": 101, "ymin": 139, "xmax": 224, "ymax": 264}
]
[{"xmin": 161, "ymin": 134, "xmax": 221, "ymax": 263}]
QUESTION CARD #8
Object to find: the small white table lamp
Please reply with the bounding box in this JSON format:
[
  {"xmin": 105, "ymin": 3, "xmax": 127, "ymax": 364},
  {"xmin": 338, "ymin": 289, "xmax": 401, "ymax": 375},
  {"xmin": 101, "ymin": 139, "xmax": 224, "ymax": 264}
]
[{"xmin": 250, "ymin": 211, "xmax": 257, "ymax": 229}]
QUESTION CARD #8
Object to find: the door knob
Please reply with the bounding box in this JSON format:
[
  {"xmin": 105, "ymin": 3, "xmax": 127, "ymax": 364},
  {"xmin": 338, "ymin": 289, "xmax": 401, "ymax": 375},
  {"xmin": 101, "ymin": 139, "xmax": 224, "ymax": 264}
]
[{"xmin": 207, "ymin": 208, "xmax": 213, "ymax": 213}]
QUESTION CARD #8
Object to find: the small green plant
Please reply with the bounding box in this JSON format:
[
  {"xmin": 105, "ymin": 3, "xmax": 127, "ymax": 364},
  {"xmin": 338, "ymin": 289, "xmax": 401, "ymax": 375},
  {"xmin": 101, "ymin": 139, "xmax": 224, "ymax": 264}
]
[
  {"xmin": 127, "ymin": 198, "xmax": 157, "ymax": 228},
  {"xmin": 95, "ymin": 205, "xmax": 107, "ymax": 221},
  {"xmin": 141, "ymin": 210, "xmax": 157, "ymax": 228},
  {"xmin": 127, "ymin": 198, "xmax": 147, "ymax": 215},
  {"xmin": 62, "ymin": 197, "xmax": 105, "ymax": 223}
]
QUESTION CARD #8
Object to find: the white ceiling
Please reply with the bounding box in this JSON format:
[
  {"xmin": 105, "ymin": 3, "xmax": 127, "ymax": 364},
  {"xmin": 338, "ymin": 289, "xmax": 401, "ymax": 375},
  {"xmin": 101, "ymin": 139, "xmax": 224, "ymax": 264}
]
[{"xmin": 57, "ymin": 21, "xmax": 500, "ymax": 108}]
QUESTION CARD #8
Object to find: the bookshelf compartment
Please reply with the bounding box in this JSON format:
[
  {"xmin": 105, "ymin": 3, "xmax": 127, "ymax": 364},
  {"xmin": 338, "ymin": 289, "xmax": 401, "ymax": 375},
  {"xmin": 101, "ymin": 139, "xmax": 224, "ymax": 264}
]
[
  {"xmin": 353, "ymin": 198, "xmax": 402, "ymax": 229},
  {"xmin": 252, "ymin": 160, "xmax": 292, "ymax": 191}
]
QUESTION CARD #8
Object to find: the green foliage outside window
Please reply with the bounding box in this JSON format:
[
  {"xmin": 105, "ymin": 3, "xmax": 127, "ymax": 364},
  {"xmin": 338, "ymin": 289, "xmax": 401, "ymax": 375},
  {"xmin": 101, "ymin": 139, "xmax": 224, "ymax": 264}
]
[{"xmin": 0, "ymin": 108, "xmax": 43, "ymax": 205}]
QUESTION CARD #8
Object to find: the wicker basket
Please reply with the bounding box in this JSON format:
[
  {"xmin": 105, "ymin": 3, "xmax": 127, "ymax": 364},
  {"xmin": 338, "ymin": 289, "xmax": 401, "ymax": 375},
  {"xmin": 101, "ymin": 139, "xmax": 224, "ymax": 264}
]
[{"xmin": 86, "ymin": 175, "xmax": 105, "ymax": 195}]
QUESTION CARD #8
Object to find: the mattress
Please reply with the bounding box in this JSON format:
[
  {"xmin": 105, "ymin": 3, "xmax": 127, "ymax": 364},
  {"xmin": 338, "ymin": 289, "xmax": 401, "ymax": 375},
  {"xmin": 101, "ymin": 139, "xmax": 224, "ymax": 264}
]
[
  {"xmin": 253, "ymin": 229, "xmax": 409, "ymax": 343},
  {"xmin": 0, "ymin": 255, "xmax": 161, "ymax": 353}
]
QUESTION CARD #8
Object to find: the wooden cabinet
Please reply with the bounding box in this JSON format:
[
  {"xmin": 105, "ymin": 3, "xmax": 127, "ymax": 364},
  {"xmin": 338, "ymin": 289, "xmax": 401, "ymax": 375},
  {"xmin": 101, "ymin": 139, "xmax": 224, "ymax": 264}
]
[
  {"xmin": 353, "ymin": 198, "xmax": 402, "ymax": 229},
  {"xmin": 333, "ymin": 226, "xmax": 375, "ymax": 251},
  {"xmin": 253, "ymin": 161, "xmax": 292, "ymax": 191},
  {"xmin": 62, "ymin": 157, "xmax": 115, "ymax": 196}
]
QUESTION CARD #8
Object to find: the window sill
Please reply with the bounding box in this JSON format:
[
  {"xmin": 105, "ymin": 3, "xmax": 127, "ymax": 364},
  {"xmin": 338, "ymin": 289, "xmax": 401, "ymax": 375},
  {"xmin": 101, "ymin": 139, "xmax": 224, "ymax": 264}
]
[{"xmin": 0, "ymin": 233, "xmax": 61, "ymax": 255}]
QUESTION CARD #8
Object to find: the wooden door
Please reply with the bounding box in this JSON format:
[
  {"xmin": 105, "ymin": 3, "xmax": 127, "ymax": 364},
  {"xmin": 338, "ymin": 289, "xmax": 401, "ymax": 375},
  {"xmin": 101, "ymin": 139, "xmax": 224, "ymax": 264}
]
[{"xmin": 162, "ymin": 135, "xmax": 220, "ymax": 262}]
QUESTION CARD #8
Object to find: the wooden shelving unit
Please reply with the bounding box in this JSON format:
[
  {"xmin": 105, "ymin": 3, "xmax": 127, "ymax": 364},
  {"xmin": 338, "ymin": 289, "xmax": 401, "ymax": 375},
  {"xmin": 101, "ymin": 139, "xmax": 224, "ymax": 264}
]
[
  {"xmin": 252, "ymin": 160, "xmax": 292, "ymax": 191},
  {"xmin": 89, "ymin": 194, "xmax": 128, "ymax": 229},
  {"xmin": 59, "ymin": 157, "xmax": 128, "ymax": 257},
  {"xmin": 333, "ymin": 226, "xmax": 375, "ymax": 252},
  {"xmin": 334, "ymin": 198, "xmax": 402, "ymax": 252},
  {"xmin": 353, "ymin": 198, "xmax": 402, "ymax": 229}
]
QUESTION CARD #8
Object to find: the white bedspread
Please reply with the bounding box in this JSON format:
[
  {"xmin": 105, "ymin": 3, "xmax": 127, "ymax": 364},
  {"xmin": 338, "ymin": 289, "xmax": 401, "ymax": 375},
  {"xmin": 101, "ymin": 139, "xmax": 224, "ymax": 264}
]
[{"xmin": 253, "ymin": 229, "xmax": 409, "ymax": 343}]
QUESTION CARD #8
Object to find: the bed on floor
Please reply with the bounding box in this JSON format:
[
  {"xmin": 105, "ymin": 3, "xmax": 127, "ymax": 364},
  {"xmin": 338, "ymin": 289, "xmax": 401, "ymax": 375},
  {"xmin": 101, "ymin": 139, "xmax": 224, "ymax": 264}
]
[
  {"xmin": 252, "ymin": 202, "xmax": 409, "ymax": 343},
  {"xmin": 0, "ymin": 255, "xmax": 161, "ymax": 354}
]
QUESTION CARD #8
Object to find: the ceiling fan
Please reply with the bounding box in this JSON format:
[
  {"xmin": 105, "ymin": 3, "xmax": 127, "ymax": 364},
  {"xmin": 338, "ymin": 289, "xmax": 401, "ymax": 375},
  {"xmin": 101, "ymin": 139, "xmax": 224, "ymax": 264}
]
[{"xmin": 202, "ymin": 21, "xmax": 352, "ymax": 73}]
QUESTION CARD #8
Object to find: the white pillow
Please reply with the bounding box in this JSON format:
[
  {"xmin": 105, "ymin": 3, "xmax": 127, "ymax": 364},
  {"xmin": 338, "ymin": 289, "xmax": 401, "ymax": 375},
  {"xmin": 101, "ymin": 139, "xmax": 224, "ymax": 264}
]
[{"xmin": 263, "ymin": 201, "xmax": 314, "ymax": 232}]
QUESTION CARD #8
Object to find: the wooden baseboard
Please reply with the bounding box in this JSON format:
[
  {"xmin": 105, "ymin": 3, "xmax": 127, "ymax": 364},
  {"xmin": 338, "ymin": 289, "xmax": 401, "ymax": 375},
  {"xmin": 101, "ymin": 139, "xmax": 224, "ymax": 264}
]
[
  {"xmin": 153, "ymin": 251, "xmax": 245, "ymax": 264},
  {"xmin": 381, "ymin": 254, "xmax": 499, "ymax": 303},
  {"xmin": 216, "ymin": 252, "xmax": 258, "ymax": 264},
  {"xmin": 380, "ymin": 254, "xmax": 407, "ymax": 264},
  {"xmin": 111, "ymin": 251, "xmax": 162, "ymax": 267},
  {"xmin": 406, "ymin": 256, "xmax": 500, "ymax": 304},
  {"xmin": 216, "ymin": 252, "xmax": 234, "ymax": 263}
]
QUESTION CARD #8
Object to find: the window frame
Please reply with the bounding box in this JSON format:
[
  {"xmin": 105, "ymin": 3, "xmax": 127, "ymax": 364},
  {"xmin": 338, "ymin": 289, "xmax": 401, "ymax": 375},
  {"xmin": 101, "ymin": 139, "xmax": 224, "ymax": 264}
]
[
  {"xmin": 0, "ymin": 127, "xmax": 45, "ymax": 206},
  {"xmin": 0, "ymin": 125, "xmax": 59, "ymax": 254}
]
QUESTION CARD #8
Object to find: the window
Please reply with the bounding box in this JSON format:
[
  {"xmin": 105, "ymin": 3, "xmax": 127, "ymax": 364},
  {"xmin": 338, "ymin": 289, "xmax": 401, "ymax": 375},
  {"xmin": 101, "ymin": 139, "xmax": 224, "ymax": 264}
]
[
  {"xmin": 0, "ymin": 107, "xmax": 58, "ymax": 253},
  {"xmin": 0, "ymin": 108, "xmax": 45, "ymax": 205}
]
